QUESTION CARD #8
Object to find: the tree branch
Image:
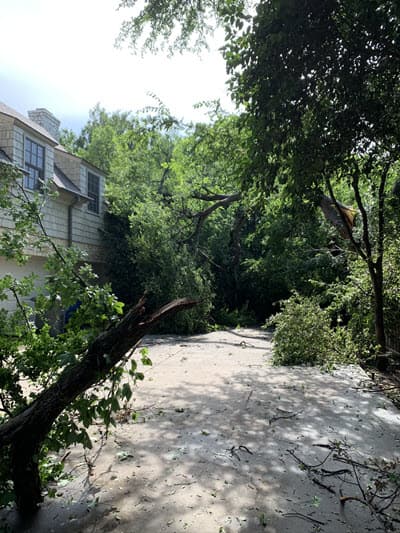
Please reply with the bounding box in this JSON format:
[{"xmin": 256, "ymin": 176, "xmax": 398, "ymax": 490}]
[
  {"xmin": 192, "ymin": 191, "xmax": 241, "ymax": 202},
  {"xmin": 0, "ymin": 297, "xmax": 197, "ymax": 447},
  {"xmin": 187, "ymin": 192, "xmax": 241, "ymax": 245},
  {"xmin": 324, "ymin": 178, "xmax": 366, "ymax": 260}
]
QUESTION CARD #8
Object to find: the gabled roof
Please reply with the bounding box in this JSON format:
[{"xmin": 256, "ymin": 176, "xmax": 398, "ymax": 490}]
[
  {"xmin": 53, "ymin": 164, "xmax": 90, "ymax": 200},
  {"xmin": 0, "ymin": 102, "xmax": 58, "ymax": 145}
]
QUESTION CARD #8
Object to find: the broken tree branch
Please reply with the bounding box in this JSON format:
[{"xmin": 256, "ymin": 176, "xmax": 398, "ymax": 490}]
[{"xmin": 0, "ymin": 296, "xmax": 197, "ymax": 514}]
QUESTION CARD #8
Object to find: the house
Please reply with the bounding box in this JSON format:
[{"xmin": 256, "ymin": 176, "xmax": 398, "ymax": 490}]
[{"xmin": 0, "ymin": 102, "xmax": 106, "ymax": 310}]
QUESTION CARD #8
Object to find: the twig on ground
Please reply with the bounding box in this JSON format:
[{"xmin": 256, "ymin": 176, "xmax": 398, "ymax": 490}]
[
  {"xmin": 269, "ymin": 410, "xmax": 302, "ymax": 425},
  {"xmin": 245, "ymin": 390, "xmax": 253, "ymax": 407},
  {"xmin": 229, "ymin": 445, "xmax": 253, "ymax": 460},
  {"xmin": 289, "ymin": 441, "xmax": 400, "ymax": 532},
  {"xmin": 312, "ymin": 477, "xmax": 336, "ymax": 494}
]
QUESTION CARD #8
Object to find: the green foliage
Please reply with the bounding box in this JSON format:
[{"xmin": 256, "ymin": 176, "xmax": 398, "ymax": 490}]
[
  {"xmin": 323, "ymin": 260, "xmax": 377, "ymax": 360},
  {"xmin": 117, "ymin": 0, "xmax": 251, "ymax": 54},
  {"xmin": 226, "ymin": 0, "xmax": 400, "ymax": 350},
  {"xmin": 268, "ymin": 293, "xmax": 357, "ymax": 367},
  {"xmin": 212, "ymin": 305, "xmax": 256, "ymax": 329},
  {"xmin": 114, "ymin": 0, "xmax": 400, "ymax": 352},
  {"xmin": 104, "ymin": 202, "xmax": 213, "ymax": 334},
  {"xmin": 228, "ymin": 0, "xmax": 400, "ymax": 188},
  {"xmin": 0, "ymin": 163, "xmax": 148, "ymax": 508},
  {"xmin": 83, "ymin": 107, "xmax": 256, "ymax": 330},
  {"xmin": 326, "ymin": 236, "xmax": 400, "ymax": 360},
  {"xmin": 70, "ymin": 104, "xmax": 215, "ymax": 333},
  {"xmin": 79, "ymin": 105, "xmax": 345, "ymax": 329},
  {"xmin": 242, "ymin": 191, "xmax": 347, "ymax": 317}
]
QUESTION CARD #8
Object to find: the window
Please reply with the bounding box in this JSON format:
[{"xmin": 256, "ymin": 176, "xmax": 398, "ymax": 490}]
[
  {"xmin": 87, "ymin": 172, "xmax": 100, "ymax": 214},
  {"xmin": 24, "ymin": 138, "xmax": 45, "ymax": 190}
]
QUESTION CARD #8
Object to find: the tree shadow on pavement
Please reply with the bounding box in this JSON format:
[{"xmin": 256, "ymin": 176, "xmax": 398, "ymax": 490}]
[{"xmin": 2, "ymin": 329, "xmax": 399, "ymax": 533}]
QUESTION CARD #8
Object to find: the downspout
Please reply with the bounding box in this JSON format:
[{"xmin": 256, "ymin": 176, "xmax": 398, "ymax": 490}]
[{"xmin": 68, "ymin": 195, "xmax": 80, "ymax": 247}]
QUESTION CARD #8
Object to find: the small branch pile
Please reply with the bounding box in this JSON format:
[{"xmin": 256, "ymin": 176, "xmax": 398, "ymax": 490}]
[{"xmin": 288, "ymin": 441, "xmax": 400, "ymax": 532}]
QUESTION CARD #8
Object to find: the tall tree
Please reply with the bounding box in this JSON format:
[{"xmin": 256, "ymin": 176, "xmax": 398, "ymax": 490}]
[
  {"xmin": 117, "ymin": 0, "xmax": 400, "ymax": 350},
  {"xmin": 227, "ymin": 0, "xmax": 400, "ymax": 351}
]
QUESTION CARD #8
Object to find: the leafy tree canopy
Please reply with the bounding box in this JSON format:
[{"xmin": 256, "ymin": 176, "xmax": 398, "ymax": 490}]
[
  {"xmin": 115, "ymin": 0, "xmax": 400, "ymax": 352},
  {"xmin": 117, "ymin": 0, "xmax": 254, "ymax": 53},
  {"xmin": 229, "ymin": 0, "xmax": 400, "ymax": 193}
]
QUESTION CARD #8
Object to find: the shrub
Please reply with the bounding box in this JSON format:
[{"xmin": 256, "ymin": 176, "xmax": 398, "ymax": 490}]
[{"xmin": 267, "ymin": 293, "xmax": 357, "ymax": 366}]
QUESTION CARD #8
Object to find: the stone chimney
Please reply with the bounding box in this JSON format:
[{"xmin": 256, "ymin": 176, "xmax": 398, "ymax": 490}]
[{"xmin": 28, "ymin": 108, "xmax": 60, "ymax": 141}]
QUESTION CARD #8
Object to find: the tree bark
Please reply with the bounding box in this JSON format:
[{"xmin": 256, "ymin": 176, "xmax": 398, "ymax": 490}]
[
  {"xmin": 327, "ymin": 163, "xmax": 389, "ymax": 358},
  {"xmin": 10, "ymin": 439, "xmax": 42, "ymax": 515},
  {"xmin": 369, "ymin": 261, "xmax": 387, "ymax": 355},
  {"xmin": 0, "ymin": 297, "xmax": 196, "ymax": 515}
]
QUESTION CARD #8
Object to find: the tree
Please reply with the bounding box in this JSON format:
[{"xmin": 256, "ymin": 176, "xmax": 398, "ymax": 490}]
[
  {"xmin": 116, "ymin": 0, "xmax": 252, "ymax": 53},
  {"xmin": 69, "ymin": 105, "xmax": 214, "ymax": 332},
  {"xmin": 75, "ymin": 105, "xmax": 254, "ymax": 327},
  {"xmin": 228, "ymin": 0, "xmax": 400, "ymax": 352},
  {"xmin": 117, "ymin": 1, "xmax": 400, "ymax": 354},
  {"xmin": 0, "ymin": 162, "xmax": 195, "ymax": 514}
]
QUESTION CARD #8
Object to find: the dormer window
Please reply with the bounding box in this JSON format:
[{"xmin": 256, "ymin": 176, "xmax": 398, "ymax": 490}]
[
  {"xmin": 24, "ymin": 138, "xmax": 44, "ymax": 190},
  {"xmin": 87, "ymin": 172, "xmax": 100, "ymax": 214}
]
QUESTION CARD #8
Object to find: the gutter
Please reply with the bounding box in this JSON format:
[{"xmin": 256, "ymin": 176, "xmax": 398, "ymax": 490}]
[{"xmin": 68, "ymin": 195, "xmax": 80, "ymax": 247}]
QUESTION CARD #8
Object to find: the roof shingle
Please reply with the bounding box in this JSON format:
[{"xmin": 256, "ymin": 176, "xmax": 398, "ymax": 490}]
[{"xmin": 0, "ymin": 102, "xmax": 58, "ymax": 144}]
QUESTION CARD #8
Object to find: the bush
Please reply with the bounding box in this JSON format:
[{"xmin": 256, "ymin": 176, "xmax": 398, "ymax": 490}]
[{"xmin": 267, "ymin": 293, "xmax": 357, "ymax": 366}]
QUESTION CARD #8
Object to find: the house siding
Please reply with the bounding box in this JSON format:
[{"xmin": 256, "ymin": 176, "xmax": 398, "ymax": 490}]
[
  {"xmin": 0, "ymin": 107, "xmax": 106, "ymax": 265},
  {"xmin": 54, "ymin": 151, "xmax": 81, "ymax": 190},
  {"xmin": 41, "ymin": 195, "xmax": 70, "ymax": 243},
  {"xmin": 0, "ymin": 255, "xmax": 47, "ymax": 312},
  {"xmin": 0, "ymin": 115, "xmax": 14, "ymax": 160}
]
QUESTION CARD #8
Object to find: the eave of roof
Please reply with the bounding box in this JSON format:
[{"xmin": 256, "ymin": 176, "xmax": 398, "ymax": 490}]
[
  {"xmin": 53, "ymin": 164, "xmax": 90, "ymax": 200},
  {"xmin": 0, "ymin": 102, "xmax": 58, "ymax": 146}
]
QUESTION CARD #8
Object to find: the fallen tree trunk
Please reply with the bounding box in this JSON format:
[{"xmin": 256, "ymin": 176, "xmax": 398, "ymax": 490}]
[{"xmin": 0, "ymin": 296, "xmax": 197, "ymax": 515}]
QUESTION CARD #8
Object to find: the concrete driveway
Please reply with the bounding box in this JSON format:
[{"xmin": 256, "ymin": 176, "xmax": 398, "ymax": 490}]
[{"xmin": 3, "ymin": 328, "xmax": 400, "ymax": 532}]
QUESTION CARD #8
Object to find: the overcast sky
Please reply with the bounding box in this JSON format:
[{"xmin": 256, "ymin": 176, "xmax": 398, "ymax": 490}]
[{"xmin": 0, "ymin": 0, "xmax": 234, "ymax": 133}]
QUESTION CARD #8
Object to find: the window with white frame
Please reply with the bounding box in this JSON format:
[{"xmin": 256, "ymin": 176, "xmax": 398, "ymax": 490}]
[
  {"xmin": 87, "ymin": 172, "xmax": 100, "ymax": 214},
  {"xmin": 24, "ymin": 138, "xmax": 44, "ymax": 190}
]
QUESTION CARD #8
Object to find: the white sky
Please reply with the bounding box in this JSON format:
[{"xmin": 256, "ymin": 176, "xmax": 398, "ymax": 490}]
[{"xmin": 0, "ymin": 0, "xmax": 234, "ymax": 132}]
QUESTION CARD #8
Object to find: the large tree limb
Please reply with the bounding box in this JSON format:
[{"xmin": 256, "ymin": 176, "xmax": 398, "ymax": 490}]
[
  {"xmin": 0, "ymin": 297, "xmax": 196, "ymax": 446},
  {"xmin": 0, "ymin": 296, "xmax": 197, "ymax": 514},
  {"xmin": 188, "ymin": 192, "xmax": 241, "ymax": 245},
  {"xmin": 192, "ymin": 191, "xmax": 241, "ymax": 202},
  {"xmin": 323, "ymin": 179, "xmax": 365, "ymax": 259}
]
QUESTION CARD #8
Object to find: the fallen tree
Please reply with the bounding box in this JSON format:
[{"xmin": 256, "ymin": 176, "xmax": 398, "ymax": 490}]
[
  {"xmin": 0, "ymin": 296, "xmax": 196, "ymax": 515},
  {"xmin": 0, "ymin": 162, "xmax": 198, "ymax": 516}
]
